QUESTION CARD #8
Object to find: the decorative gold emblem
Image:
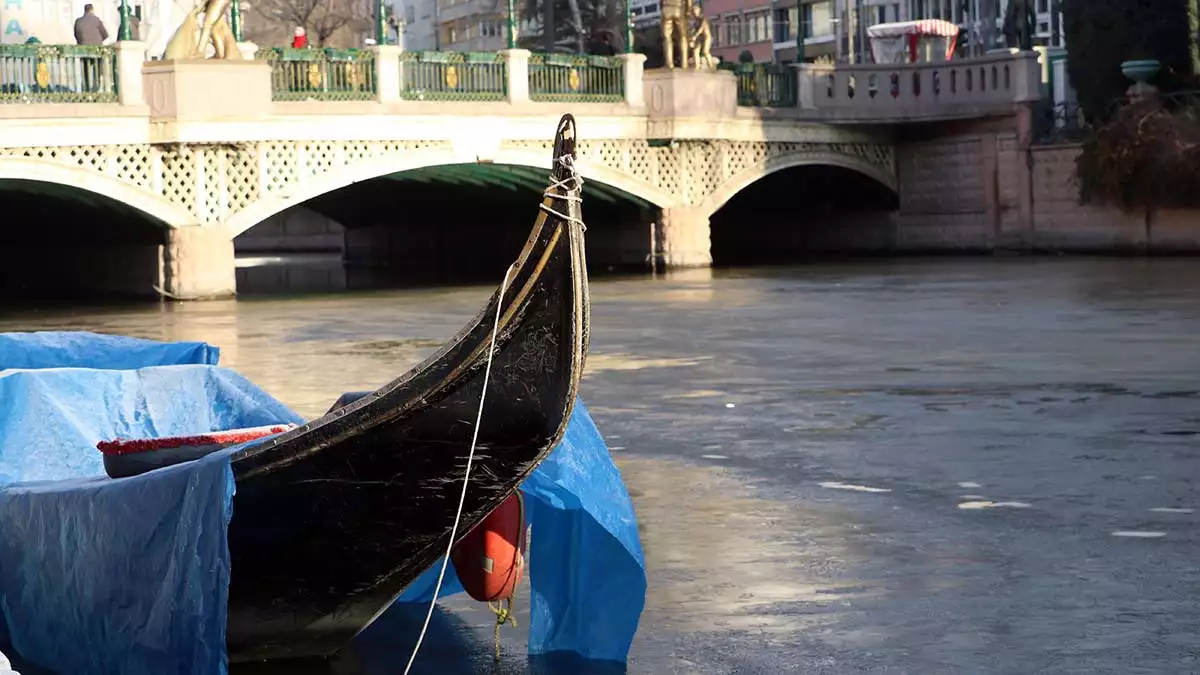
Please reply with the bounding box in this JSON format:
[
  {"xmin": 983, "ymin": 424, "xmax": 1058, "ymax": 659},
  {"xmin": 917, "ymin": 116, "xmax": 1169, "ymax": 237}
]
[
  {"xmin": 35, "ymin": 61, "xmax": 49, "ymax": 89},
  {"xmin": 445, "ymin": 65, "xmax": 459, "ymax": 89},
  {"xmin": 567, "ymin": 68, "xmax": 581, "ymax": 91},
  {"xmin": 307, "ymin": 63, "xmax": 322, "ymax": 88},
  {"xmin": 347, "ymin": 65, "xmax": 361, "ymax": 88}
]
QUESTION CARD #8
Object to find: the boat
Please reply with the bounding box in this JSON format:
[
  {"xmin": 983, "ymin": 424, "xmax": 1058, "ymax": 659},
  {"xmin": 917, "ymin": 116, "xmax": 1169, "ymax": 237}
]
[{"xmin": 103, "ymin": 113, "xmax": 590, "ymax": 663}]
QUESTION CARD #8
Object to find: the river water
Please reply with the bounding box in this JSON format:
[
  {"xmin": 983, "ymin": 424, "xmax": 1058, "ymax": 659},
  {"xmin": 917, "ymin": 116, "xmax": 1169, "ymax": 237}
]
[{"xmin": 3, "ymin": 257, "xmax": 1199, "ymax": 674}]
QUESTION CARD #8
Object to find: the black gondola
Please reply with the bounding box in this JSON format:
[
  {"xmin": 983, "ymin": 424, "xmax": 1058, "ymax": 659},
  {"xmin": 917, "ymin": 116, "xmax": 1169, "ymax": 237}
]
[{"xmin": 216, "ymin": 114, "xmax": 586, "ymax": 662}]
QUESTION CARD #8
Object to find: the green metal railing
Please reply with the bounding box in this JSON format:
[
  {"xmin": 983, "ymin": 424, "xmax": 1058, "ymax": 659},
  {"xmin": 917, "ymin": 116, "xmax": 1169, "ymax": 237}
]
[
  {"xmin": 528, "ymin": 54, "xmax": 623, "ymax": 103},
  {"xmin": 264, "ymin": 47, "xmax": 376, "ymax": 101},
  {"xmin": 399, "ymin": 51, "xmax": 506, "ymax": 101},
  {"xmin": 734, "ymin": 63, "xmax": 797, "ymax": 107},
  {"xmin": 0, "ymin": 44, "xmax": 117, "ymax": 104}
]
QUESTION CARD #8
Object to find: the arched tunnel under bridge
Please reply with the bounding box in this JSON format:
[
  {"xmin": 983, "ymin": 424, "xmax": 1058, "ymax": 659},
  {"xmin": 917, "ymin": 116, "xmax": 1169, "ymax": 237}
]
[
  {"xmin": 0, "ymin": 160, "xmax": 901, "ymax": 302},
  {"xmin": 709, "ymin": 164, "xmax": 900, "ymax": 267},
  {"xmin": 0, "ymin": 164, "xmax": 662, "ymax": 302},
  {"xmin": 234, "ymin": 163, "xmax": 661, "ymax": 296},
  {"xmin": 0, "ymin": 179, "xmax": 171, "ymax": 303}
]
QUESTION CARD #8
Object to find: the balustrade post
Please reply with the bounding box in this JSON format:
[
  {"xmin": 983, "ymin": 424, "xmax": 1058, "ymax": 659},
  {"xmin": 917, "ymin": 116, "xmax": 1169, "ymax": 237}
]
[
  {"xmin": 616, "ymin": 53, "xmax": 646, "ymax": 107},
  {"xmin": 373, "ymin": 45, "xmax": 403, "ymax": 103},
  {"xmin": 115, "ymin": 40, "xmax": 147, "ymax": 106},
  {"xmin": 499, "ymin": 48, "xmax": 531, "ymax": 105},
  {"xmin": 794, "ymin": 63, "xmax": 820, "ymax": 110},
  {"xmin": 1011, "ymin": 51, "xmax": 1043, "ymax": 103}
]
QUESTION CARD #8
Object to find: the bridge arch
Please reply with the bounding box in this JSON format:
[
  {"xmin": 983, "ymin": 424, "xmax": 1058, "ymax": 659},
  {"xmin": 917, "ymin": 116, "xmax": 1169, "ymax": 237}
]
[
  {"xmin": 225, "ymin": 146, "xmax": 676, "ymax": 239},
  {"xmin": 0, "ymin": 157, "xmax": 196, "ymax": 227},
  {"xmin": 696, "ymin": 151, "xmax": 898, "ymax": 221}
]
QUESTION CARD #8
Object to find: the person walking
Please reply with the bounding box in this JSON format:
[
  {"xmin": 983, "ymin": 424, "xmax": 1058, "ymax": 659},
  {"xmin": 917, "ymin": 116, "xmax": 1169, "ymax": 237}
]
[
  {"xmin": 73, "ymin": 4, "xmax": 108, "ymax": 93},
  {"xmin": 291, "ymin": 26, "xmax": 307, "ymax": 48}
]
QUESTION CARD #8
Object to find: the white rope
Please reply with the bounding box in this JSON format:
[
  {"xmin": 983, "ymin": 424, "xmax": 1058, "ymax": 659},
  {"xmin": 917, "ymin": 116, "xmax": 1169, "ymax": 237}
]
[
  {"xmin": 402, "ymin": 263, "xmax": 514, "ymax": 675},
  {"xmin": 539, "ymin": 155, "xmax": 586, "ymax": 230}
]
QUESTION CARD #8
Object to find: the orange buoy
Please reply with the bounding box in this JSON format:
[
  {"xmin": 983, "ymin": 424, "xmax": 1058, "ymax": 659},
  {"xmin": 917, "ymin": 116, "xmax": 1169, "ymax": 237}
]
[{"xmin": 451, "ymin": 491, "xmax": 526, "ymax": 603}]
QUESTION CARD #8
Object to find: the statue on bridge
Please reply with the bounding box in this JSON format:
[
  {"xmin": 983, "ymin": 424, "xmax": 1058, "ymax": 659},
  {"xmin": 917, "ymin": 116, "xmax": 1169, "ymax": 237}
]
[
  {"xmin": 661, "ymin": 0, "xmax": 717, "ymax": 71},
  {"xmin": 661, "ymin": 0, "xmax": 691, "ymax": 70},
  {"xmin": 162, "ymin": 0, "xmax": 242, "ymax": 60},
  {"xmin": 1002, "ymin": 0, "xmax": 1035, "ymax": 51},
  {"xmin": 689, "ymin": 4, "xmax": 717, "ymax": 71}
]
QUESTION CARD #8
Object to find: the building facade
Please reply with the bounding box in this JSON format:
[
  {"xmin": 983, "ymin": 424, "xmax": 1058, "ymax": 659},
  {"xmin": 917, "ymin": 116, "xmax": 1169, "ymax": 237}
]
[{"xmin": 708, "ymin": 0, "xmax": 1062, "ymax": 65}]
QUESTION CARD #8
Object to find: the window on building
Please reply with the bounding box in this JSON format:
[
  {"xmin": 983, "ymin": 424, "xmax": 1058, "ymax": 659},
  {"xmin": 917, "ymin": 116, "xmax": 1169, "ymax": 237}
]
[
  {"xmin": 803, "ymin": 0, "xmax": 833, "ymax": 38},
  {"xmin": 479, "ymin": 19, "xmax": 501, "ymax": 37},
  {"xmin": 712, "ymin": 15, "xmax": 723, "ymax": 47},
  {"xmin": 746, "ymin": 10, "xmax": 769, "ymax": 43},
  {"xmin": 773, "ymin": 7, "xmax": 792, "ymax": 42},
  {"xmin": 892, "ymin": 3, "xmax": 900, "ymax": 21},
  {"xmin": 725, "ymin": 14, "xmax": 742, "ymax": 46}
]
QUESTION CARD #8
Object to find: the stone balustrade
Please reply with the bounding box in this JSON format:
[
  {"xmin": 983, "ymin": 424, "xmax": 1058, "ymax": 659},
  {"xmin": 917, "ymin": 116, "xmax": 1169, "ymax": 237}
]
[
  {"xmin": 791, "ymin": 51, "xmax": 1043, "ymax": 122},
  {"xmin": 0, "ymin": 42, "xmax": 1039, "ymax": 125}
]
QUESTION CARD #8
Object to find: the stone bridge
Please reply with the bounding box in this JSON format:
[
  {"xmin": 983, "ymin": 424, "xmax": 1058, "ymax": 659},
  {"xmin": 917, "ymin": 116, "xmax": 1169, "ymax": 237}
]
[{"xmin": 0, "ymin": 43, "xmax": 1043, "ymax": 298}]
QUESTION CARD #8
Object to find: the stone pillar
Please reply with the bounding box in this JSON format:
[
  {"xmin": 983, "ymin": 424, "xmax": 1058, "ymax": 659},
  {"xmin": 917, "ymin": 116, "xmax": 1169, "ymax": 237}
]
[
  {"xmin": 794, "ymin": 63, "xmax": 832, "ymax": 110},
  {"xmin": 616, "ymin": 53, "xmax": 646, "ymax": 107},
  {"xmin": 374, "ymin": 45, "xmax": 404, "ymax": 103},
  {"xmin": 159, "ymin": 227, "xmax": 236, "ymax": 300},
  {"xmin": 115, "ymin": 40, "xmax": 147, "ymax": 106},
  {"xmin": 500, "ymin": 49, "xmax": 531, "ymax": 104},
  {"xmin": 657, "ymin": 207, "xmax": 712, "ymax": 268}
]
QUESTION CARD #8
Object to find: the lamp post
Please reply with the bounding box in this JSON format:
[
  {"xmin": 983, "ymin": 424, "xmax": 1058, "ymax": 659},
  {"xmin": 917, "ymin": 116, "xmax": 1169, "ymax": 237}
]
[
  {"xmin": 117, "ymin": 0, "xmax": 131, "ymax": 40},
  {"xmin": 377, "ymin": 0, "xmax": 387, "ymax": 44},
  {"xmin": 507, "ymin": 0, "xmax": 516, "ymax": 48},
  {"xmin": 231, "ymin": 0, "xmax": 244, "ymax": 42},
  {"xmin": 624, "ymin": 0, "xmax": 632, "ymax": 53},
  {"xmin": 794, "ymin": 0, "xmax": 804, "ymax": 61}
]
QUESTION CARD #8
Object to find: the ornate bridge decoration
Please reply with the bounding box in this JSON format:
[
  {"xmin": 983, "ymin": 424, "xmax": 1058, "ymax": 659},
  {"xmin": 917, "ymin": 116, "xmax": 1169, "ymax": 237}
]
[{"xmin": 0, "ymin": 138, "xmax": 896, "ymax": 233}]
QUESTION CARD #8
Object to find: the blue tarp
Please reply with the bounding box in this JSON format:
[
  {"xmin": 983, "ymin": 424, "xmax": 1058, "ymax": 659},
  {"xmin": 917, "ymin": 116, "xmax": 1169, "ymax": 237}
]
[
  {"xmin": 0, "ymin": 331, "xmax": 219, "ymax": 371},
  {"xmin": 0, "ymin": 332, "xmax": 645, "ymax": 674}
]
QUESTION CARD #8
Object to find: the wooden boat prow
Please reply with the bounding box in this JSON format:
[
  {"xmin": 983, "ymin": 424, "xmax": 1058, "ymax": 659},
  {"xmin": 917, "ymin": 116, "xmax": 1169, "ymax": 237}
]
[{"xmin": 220, "ymin": 113, "xmax": 591, "ymax": 662}]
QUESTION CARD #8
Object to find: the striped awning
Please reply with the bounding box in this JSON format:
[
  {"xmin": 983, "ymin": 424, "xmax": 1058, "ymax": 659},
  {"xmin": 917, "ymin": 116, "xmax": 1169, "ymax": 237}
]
[{"xmin": 866, "ymin": 19, "xmax": 960, "ymax": 38}]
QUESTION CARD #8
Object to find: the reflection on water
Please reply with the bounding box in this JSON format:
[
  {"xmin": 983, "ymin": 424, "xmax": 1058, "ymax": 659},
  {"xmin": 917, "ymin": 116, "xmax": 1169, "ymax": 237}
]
[{"xmin": 4, "ymin": 257, "xmax": 1200, "ymax": 673}]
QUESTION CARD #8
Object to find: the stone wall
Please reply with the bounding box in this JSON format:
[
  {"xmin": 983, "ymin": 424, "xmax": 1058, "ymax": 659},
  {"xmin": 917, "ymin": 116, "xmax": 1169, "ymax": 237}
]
[
  {"xmin": 234, "ymin": 206, "xmax": 346, "ymax": 254},
  {"xmin": 895, "ymin": 135, "xmax": 997, "ymax": 249},
  {"xmin": 894, "ymin": 116, "xmax": 1200, "ymax": 253}
]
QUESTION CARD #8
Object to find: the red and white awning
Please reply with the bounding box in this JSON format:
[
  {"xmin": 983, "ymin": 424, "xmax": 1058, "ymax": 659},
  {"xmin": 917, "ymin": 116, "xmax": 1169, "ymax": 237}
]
[{"xmin": 866, "ymin": 19, "xmax": 960, "ymax": 39}]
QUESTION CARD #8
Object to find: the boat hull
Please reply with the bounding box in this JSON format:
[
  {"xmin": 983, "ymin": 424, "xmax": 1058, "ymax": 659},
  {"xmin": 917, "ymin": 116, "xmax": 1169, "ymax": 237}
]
[{"xmin": 224, "ymin": 115, "xmax": 589, "ymax": 662}]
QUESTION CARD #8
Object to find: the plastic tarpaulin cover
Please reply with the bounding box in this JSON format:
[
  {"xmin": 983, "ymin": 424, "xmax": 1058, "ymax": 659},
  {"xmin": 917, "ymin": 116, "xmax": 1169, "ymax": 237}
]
[
  {"xmin": 0, "ymin": 331, "xmax": 219, "ymax": 371},
  {"xmin": 0, "ymin": 333, "xmax": 645, "ymax": 674}
]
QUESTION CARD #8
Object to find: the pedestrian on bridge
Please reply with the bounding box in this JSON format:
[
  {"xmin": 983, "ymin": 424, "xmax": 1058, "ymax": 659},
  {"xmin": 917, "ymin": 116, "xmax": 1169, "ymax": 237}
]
[
  {"xmin": 73, "ymin": 4, "xmax": 108, "ymax": 45},
  {"xmin": 73, "ymin": 4, "xmax": 108, "ymax": 94}
]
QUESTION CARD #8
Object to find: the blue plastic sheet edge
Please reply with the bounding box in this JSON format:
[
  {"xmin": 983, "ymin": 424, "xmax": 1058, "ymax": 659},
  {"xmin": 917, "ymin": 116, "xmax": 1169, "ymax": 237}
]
[
  {"xmin": 0, "ymin": 331, "xmax": 219, "ymax": 371},
  {"xmin": 0, "ymin": 332, "xmax": 646, "ymax": 674}
]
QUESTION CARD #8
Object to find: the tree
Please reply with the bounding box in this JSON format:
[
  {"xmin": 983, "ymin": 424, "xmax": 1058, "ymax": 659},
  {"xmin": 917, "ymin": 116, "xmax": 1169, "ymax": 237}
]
[
  {"xmin": 518, "ymin": 0, "xmax": 623, "ymax": 53},
  {"xmin": 246, "ymin": 0, "xmax": 372, "ymax": 47},
  {"xmin": 1061, "ymin": 0, "xmax": 1192, "ymax": 122}
]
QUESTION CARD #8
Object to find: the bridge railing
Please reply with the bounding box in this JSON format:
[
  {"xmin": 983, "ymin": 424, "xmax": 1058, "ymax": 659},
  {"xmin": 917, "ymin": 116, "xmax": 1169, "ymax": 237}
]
[
  {"xmin": 263, "ymin": 47, "xmax": 376, "ymax": 101},
  {"xmin": 730, "ymin": 62, "xmax": 798, "ymax": 107},
  {"xmin": 0, "ymin": 44, "xmax": 117, "ymax": 104},
  {"xmin": 733, "ymin": 51, "xmax": 1043, "ymax": 120},
  {"xmin": 399, "ymin": 51, "xmax": 507, "ymax": 101},
  {"xmin": 528, "ymin": 54, "xmax": 624, "ymax": 103}
]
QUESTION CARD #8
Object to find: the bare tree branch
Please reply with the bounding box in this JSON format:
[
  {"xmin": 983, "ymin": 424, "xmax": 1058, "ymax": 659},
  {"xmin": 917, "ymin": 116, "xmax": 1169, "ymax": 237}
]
[{"xmin": 247, "ymin": 0, "xmax": 371, "ymax": 46}]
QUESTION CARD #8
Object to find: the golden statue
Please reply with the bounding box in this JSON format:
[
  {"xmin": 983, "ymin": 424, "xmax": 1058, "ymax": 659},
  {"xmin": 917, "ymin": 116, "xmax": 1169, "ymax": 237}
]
[
  {"xmin": 162, "ymin": 4, "xmax": 203, "ymax": 59},
  {"xmin": 688, "ymin": 4, "xmax": 715, "ymax": 71},
  {"xmin": 195, "ymin": 0, "xmax": 235, "ymax": 59},
  {"xmin": 661, "ymin": 0, "xmax": 690, "ymax": 69},
  {"xmin": 162, "ymin": 0, "xmax": 243, "ymax": 60}
]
